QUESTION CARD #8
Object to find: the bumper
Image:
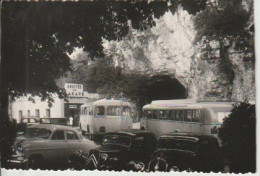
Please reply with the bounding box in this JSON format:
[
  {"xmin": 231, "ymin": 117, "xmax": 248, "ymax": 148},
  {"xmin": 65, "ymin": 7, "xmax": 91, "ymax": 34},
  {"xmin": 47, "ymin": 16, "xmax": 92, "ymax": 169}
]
[{"xmin": 7, "ymin": 158, "xmax": 28, "ymax": 169}]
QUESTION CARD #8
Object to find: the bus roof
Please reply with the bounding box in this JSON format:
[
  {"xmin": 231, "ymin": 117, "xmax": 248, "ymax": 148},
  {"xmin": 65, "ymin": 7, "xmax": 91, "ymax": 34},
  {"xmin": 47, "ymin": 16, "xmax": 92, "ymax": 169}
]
[
  {"xmin": 81, "ymin": 98, "xmax": 133, "ymax": 107},
  {"xmin": 151, "ymin": 99, "xmax": 197, "ymax": 105},
  {"xmin": 143, "ymin": 103, "xmax": 203, "ymax": 110}
]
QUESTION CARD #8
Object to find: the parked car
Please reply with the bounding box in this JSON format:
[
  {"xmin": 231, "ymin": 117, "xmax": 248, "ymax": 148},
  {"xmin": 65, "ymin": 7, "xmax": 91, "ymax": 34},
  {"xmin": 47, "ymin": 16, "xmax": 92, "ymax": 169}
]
[
  {"xmin": 76, "ymin": 129, "xmax": 157, "ymax": 171},
  {"xmin": 40, "ymin": 117, "xmax": 67, "ymax": 126},
  {"xmin": 148, "ymin": 133, "xmax": 224, "ymax": 172},
  {"xmin": 7, "ymin": 124, "xmax": 98, "ymax": 170}
]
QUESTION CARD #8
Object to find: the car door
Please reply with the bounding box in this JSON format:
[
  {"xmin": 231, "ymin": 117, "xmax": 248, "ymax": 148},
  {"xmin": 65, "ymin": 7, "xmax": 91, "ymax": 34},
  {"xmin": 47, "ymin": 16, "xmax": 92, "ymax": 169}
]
[
  {"xmin": 130, "ymin": 134, "xmax": 147, "ymax": 162},
  {"xmin": 66, "ymin": 130, "xmax": 83, "ymax": 156},
  {"xmin": 47, "ymin": 130, "xmax": 68, "ymax": 165}
]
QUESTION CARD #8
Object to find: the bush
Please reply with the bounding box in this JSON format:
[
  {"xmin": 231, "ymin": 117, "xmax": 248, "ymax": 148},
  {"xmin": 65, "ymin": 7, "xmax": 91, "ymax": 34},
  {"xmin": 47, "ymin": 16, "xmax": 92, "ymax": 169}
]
[{"xmin": 218, "ymin": 102, "xmax": 256, "ymax": 173}]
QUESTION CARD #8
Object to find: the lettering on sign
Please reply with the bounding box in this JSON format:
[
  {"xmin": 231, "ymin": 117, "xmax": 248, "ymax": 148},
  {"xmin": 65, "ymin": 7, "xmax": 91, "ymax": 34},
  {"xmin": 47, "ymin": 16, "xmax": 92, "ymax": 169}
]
[{"xmin": 69, "ymin": 105, "xmax": 77, "ymax": 109}]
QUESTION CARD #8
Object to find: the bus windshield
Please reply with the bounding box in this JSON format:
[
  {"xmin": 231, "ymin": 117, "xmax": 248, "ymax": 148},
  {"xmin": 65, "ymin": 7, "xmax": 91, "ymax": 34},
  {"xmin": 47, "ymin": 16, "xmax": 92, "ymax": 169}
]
[
  {"xmin": 96, "ymin": 106, "xmax": 105, "ymax": 115},
  {"xmin": 158, "ymin": 138, "xmax": 197, "ymax": 152}
]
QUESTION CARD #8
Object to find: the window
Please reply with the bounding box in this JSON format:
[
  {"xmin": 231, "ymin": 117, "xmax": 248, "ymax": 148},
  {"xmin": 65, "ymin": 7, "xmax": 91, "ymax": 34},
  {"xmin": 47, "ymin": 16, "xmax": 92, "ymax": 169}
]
[
  {"xmin": 168, "ymin": 110, "xmax": 176, "ymax": 120},
  {"xmin": 30, "ymin": 118, "xmax": 38, "ymax": 123},
  {"xmin": 51, "ymin": 130, "xmax": 65, "ymax": 140},
  {"xmin": 89, "ymin": 106, "xmax": 93, "ymax": 115},
  {"xmin": 217, "ymin": 112, "xmax": 230, "ymax": 123},
  {"xmin": 35, "ymin": 109, "xmax": 40, "ymax": 118},
  {"xmin": 133, "ymin": 136, "xmax": 145, "ymax": 148},
  {"xmin": 19, "ymin": 111, "xmax": 23, "ymax": 121},
  {"xmin": 159, "ymin": 110, "xmax": 170, "ymax": 120},
  {"xmin": 122, "ymin": 107, "xmax": 131, "ymax": 117},
  {"xmin": 107, "ymin": 106, "xmax": 121, "ymax": 116},
  {"xmin": 184, "ymin": 110, "xmax": 192, "ymax": 122},
  {"xmin": 84, "ymin": 107, "xmax": 88, "ymax": 115},
  {"xmin": 175, "ymin": 110, "xmax": 183, "ymax": 121},
  {"xmin": 152, "ymin": 110, "xmax": 159, "ymax": 119},
  {"xmin": 27, "ymin": 110, "xmax": 30, "ymax": 117},
  {"xmin": 22, "ymin": 118, "xmax": 29, "ymax": 123},
  {"xmin": 46, "ymin": 109, "xmax": 51, "ymax": 118},
  {"xmin": 192, "ymin": 110, "xmax": 200, "ymax": 122},
  {"xmin": 96, "ymin": 106, "xmax": 105, "ymax": 115},
  {"xmin": 66, "ymin": 131, "xmax": 79, "ymax": 140},
  {"xmin": 144, "ymin": 110, "xmax": 153, "ymax": 119}
]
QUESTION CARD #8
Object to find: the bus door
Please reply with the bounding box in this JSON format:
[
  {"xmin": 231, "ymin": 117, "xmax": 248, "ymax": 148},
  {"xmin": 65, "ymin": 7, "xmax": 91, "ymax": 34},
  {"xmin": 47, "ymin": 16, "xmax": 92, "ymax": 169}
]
[{"xmin": 174, "ymin": 110, "xmax": 185, "ymax": 133}]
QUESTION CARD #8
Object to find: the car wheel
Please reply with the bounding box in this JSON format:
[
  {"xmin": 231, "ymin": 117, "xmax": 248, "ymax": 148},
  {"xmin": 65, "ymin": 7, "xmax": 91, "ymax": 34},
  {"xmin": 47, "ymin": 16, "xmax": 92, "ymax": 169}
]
[
  {"xmin": 148, "ymin": 157, "xmax": 168, "ymax": 172},
  {"xmin": 28, "ymin": 155, "xmax": 44, "ymax": 170},
  {"xmin": 126, "ymin": 161, "xmax": 146, "ymax": 172}
]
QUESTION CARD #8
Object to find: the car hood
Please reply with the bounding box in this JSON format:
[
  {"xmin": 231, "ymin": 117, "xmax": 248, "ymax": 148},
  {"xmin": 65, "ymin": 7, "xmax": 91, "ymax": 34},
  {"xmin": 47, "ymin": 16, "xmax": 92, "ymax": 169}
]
[{"xmin": 95, "ymin": 144, "xmax": 129, "ymax": 153}]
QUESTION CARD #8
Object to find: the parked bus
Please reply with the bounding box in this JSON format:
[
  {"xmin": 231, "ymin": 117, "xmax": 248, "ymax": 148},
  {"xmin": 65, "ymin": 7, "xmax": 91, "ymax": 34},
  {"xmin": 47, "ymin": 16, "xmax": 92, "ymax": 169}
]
[
  {"xmin": 79, "ymin": 98, "xmax": 134, "ymax": 138},
  {"xmin": 140, "ymin": 99, "xmax": 237, "ymax": 138}
]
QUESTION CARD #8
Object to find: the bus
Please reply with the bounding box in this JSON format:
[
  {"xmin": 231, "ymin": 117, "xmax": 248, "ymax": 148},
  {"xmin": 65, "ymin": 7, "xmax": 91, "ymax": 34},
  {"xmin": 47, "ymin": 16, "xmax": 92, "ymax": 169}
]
[
  {"xmin": 140, "ymin": 99, "xmax": 237, "ymax": 138},
  {"xmin": 79, "ymin": 98, "xmax": 134, "ymax": 138}
]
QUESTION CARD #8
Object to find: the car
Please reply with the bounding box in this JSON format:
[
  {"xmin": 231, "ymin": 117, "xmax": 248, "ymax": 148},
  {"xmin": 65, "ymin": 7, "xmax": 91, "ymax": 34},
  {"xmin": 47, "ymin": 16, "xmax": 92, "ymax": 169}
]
[
  {"xmin": 20, "ymin": 117, "xmax": 40, "ymax": 125},
  {"xmin": 39, "ymin": 117, "xmax": 67, "ymax": 126},
  {"xmin": 7, "ymin": 124, "xmax": 98, "ymax": 170},
  {"xmin": 148, "ymin": 133, "xmax": 224, "ymax": 172},
  {"xmin": 82, "ymin": 129, "xmax": 157, "ymax": 171}
]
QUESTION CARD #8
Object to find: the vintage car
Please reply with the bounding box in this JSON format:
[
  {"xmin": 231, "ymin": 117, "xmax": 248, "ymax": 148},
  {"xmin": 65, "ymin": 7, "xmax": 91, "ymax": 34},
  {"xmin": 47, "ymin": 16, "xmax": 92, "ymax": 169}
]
[
  {"xmin": 8, "ymin": 124, "xmax": 98, "ymax": 169},
  {"xmin": 148, "ymin": 133, "xmax": 224, "ymax": 172},
  {"xmin": 78, "ymin": 129, "xmax": 157, "ymax": 171}
]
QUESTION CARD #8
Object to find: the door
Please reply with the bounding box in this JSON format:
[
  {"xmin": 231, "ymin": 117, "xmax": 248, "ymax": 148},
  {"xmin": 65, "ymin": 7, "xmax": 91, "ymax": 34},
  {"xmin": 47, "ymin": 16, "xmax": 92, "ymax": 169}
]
[
  {"xmin": 122, "ymin": 106, "xmax": 132, "ymax": 130},
  {"xmin": 48, "ymin": 130, "xmax": 68, "ymax": 166},
  {"xmin": 66, "ymin": 130, "xmax": 83, "ymax": 156}
]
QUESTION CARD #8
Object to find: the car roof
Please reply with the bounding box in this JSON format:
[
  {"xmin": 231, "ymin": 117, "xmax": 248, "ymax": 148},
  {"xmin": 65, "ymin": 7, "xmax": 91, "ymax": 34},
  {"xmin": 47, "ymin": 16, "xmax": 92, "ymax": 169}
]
[
  {"xmin": 106, "ymin": 129, "xmax": 154, "ymax": 137},
  {"xmin": 159, "ymin": 132, "xmax": 217, "ymax": 141},
  {"xmin": 27, "ymin": 124, "xmax": 78, "ymax": 132}
]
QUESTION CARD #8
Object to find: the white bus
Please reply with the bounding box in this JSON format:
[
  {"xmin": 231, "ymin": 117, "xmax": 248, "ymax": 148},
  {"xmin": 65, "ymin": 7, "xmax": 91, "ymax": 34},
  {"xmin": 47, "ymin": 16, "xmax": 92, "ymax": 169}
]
[
  {"xmin": 140, "ymin": 99, "xmax": 236, "ymax": 138},
  {"xmin": 79, "ymin": 98, "xmax": 133, "ymax": 138}
]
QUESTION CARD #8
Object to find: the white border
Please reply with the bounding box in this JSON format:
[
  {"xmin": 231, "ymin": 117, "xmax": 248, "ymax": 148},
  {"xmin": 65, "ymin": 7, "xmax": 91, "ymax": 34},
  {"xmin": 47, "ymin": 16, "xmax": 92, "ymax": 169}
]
[{"xmin": 1, "ymin": 0, "xmax": 260, "ymax": 175}]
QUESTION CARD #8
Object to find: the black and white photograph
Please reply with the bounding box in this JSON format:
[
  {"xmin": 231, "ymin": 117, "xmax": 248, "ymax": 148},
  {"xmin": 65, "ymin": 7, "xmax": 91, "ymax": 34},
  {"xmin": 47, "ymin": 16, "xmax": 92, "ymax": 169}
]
[{"xmin": 0, "ymin": 0, "xmax": 256, "ymax": 174}]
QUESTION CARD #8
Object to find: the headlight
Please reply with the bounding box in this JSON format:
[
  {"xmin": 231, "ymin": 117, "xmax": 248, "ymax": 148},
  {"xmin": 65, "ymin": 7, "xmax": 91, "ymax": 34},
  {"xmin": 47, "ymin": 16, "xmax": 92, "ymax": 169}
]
[{"xmin": 100, "ymin": 153, "xmax": 109, "ymax": 161}]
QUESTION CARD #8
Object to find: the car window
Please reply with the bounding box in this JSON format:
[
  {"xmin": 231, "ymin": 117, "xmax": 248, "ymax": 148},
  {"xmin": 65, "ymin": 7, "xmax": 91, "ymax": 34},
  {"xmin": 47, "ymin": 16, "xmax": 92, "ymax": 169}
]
[
  {"xmin": 51, "ymin": 130, "xmax": 65, "ymax": 140},
  {"xmin": 66, "ymin": 131, "xmax": 79, "ymax": 140},
  {"xmin": 133, "ymin": 136, "xmax": 145, "ymax": 148},
  {"xmin": 22, "ymin": 119, "xmax": 29, "ymax": 123}
]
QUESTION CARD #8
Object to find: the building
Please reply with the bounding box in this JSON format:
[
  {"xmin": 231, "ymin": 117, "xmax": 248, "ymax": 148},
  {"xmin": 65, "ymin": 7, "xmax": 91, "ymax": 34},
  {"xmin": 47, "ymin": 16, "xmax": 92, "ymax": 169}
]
[{"xmin": 11, "ymin": 83, "xmax": 99, "ymax": 123}]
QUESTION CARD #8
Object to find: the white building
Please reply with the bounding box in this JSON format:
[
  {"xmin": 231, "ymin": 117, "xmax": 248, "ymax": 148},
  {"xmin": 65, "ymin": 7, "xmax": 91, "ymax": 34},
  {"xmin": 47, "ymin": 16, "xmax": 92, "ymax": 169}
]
[{"xmin": 11, "ymin": 83, "xmax": 99, "ymax": 123}]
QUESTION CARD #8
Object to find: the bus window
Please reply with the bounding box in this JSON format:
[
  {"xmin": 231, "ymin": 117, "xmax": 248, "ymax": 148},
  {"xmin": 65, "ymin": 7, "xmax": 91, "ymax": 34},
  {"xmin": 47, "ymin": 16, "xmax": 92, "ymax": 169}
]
[
  {"xmin": 152, "ymin": 110, "xmax": 159, "ymax": 119},
  {"xmin": 84, "ymin": 107, "xmax": 88, "ymax": 115},
  {"xmin": 122, "ymin": 107, "xmax": 131, "ymax": 117},
  {"xmin": 89, "ymin": 106, "xmax": 93, "ymax": 115},
  {"xmin": 217, "ymin": 112, "xmax": 230, "ymax": 123},
  {"xmin": 159, "ymin": 110, "xmax": 170, "ymax": 120},
  {"xmin": 96, "ymin": 106, "xmax": 105, "ymax": 116},
  {"xmin": 175, "ymin": 110, "xmax": 183, "ymax": 121},
  {"xmin": 185, "ymin": 110, "xmax": 192, "ymax": 122},
  {"xmin": 168, "ymin": 110, "xmax": 176, "ymax": 120},
  {"xmin": 107, "ymin": 106, "xmax": 121, "ymax": 116},
  {"xmin": 144, "ymin": 110, "xmax": 153, "ymax": 119},
  {"xmin": 192, "ymin": 110, "xmax": 200, "ymax": 122}
]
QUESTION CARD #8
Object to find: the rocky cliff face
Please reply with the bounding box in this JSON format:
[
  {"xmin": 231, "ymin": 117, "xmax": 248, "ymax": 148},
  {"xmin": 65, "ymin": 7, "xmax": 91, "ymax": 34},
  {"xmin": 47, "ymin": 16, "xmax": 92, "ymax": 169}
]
[{"xmin": 102, "ymin": 6, "xmax": 255, "ymax": 101}]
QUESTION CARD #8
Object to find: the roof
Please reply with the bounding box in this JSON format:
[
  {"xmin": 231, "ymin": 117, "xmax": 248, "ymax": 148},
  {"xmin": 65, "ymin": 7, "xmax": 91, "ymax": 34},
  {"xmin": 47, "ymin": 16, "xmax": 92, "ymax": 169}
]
[
  {"xmin": 106, "ymin": 129, "xmax": 154, "ymax": 137},
  {"xmin": 159, "ymin": 132, "xmax": 217, "ymax": 141},
  {"xmin": 27, "ymin": 124, "xmax": 78, "ymax": 132}
]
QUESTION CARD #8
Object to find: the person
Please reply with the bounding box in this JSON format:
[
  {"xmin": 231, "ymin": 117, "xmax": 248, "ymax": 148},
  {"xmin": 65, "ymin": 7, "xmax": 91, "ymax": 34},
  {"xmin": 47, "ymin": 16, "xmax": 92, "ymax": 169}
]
[{"xmin": 69, "ymin": 116, "xmax": 73, "ymax": 126}]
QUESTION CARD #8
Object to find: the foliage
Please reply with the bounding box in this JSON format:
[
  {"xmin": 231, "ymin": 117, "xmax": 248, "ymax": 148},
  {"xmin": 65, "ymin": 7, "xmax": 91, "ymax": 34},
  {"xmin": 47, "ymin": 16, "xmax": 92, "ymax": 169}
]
[
  {"xmin": 218, "ymin": 102, "xmax": 256, "ymax": 173},
  {"xmin": 193, "ymin": 0, "xmax": 254, "ymax": 97}
]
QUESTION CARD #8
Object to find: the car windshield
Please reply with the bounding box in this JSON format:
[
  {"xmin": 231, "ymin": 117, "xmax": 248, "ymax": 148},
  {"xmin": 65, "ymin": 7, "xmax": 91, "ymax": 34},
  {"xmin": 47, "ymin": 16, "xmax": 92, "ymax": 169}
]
[
  {"xmin": 103, "ymin": 134, "xmax": 131, "ymax": 147},
  {"xmin": 26, "ymin": 128, "xmax": 52, "ymax": 139},
  {"xmin": 158, "ymin": 138, "xmax": 197, "ymax": 152}
]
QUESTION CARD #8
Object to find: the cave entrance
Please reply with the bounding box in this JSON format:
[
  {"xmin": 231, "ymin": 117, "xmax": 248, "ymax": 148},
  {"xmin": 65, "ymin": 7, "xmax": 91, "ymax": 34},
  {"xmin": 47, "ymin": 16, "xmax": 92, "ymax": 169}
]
[{"xmin": 144, "ymin": 75, "xmax": 187, "ymax": 104}]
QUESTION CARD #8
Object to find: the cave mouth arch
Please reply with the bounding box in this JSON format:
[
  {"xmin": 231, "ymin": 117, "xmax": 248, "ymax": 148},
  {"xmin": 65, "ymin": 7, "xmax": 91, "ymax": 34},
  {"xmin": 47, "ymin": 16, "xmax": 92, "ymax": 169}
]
[{"xmin": 144, "ymin": 75, "xmax": 187, "ymax": 104}]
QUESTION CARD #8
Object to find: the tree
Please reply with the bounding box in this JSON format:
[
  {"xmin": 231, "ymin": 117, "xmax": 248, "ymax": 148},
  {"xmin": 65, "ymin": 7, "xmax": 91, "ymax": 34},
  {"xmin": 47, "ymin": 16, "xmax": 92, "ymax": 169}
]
[
  {"xmin": 1, "ymin": 1, "xmax": 207, "ymax": 166},
  {"xmin": 218, "ymin": 102, "xmax": 256, "ymax": 173},
  {"xmin": 193, "ymin": 0, "xmax": 254, "ymax": 98}
]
